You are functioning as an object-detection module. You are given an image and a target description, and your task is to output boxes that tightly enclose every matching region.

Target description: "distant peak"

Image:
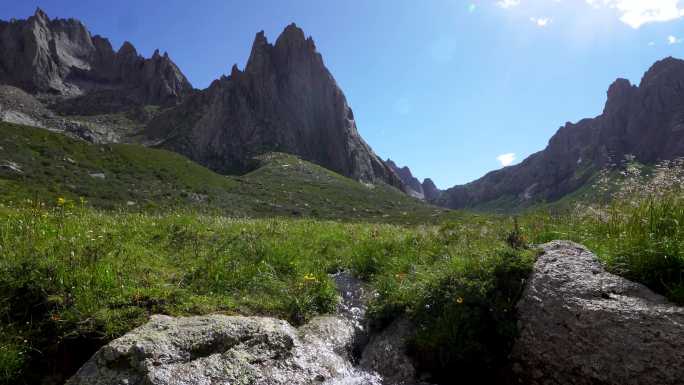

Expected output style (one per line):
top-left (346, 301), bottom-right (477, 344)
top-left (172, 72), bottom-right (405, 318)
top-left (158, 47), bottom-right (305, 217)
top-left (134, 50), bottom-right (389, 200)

top-left (423, 178), bottom-right (436, 185)
top-left (118, 41), bottom-right (138, 56)
top-left (276, 23), bottom-right (310, 48)
top-left (231, 64), bottom-right (242, 77)
top-left (254, 30), bottom-right (268, 45)
top-left (604, 77), bottom-right (636, 114)
top-left (246, 31), bottom-right (273, 73)
top-left (284, 22), bottom-right (301, 32)
top-left (640, 56), bottom-right (684, 87)
top-left (607, 78), bottom-right (632, 96)
top-left (34, 7), bottom-right (48, 20)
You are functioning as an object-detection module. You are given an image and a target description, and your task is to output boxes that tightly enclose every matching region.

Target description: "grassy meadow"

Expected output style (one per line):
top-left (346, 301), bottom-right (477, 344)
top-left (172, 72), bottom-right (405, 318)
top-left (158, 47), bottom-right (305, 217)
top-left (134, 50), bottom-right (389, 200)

top-left (0, 122), bottom-right (682, 384)
top-left (0, 202), bottom-right (534, 383)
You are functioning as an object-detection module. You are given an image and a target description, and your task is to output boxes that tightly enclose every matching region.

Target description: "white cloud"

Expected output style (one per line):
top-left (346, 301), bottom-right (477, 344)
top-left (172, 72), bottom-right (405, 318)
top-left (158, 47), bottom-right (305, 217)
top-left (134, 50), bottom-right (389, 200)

top-left (668, 34), bottom-right (683, 44)
top-left (497, 0), bottom-right (521, 8)
top-left (498, 0), bottom-right (684, 29)
top-left (530, 16), bottom-right (552, 26)
top-left (496, 153), bottom-right (517, 167)
top-left (586, 0), bottom-right (684, 28)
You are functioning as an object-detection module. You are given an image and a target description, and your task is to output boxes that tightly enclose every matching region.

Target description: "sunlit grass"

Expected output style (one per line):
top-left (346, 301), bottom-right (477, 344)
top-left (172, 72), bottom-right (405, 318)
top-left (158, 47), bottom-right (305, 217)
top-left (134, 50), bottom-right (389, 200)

top-left (524, 159), bottom-right (684, 304)
top-left (0, 202), bottom-right (531, 383)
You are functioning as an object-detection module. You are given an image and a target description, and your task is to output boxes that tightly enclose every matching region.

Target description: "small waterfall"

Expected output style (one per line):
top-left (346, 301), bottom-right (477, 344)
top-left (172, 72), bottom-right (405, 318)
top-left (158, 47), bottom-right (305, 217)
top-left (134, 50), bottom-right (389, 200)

top-left (322, 271), bottom-right (383, 385)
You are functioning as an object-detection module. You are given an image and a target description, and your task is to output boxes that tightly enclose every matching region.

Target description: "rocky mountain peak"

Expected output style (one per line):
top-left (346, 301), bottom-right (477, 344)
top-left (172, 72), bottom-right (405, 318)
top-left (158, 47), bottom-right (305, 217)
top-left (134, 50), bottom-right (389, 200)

top-left (230, 64), bottom-right (242, 78)
top-left (276, 23), bottom-right (309, 47)
top-left (422, 178), bottom-right (442, 202)
top-left (246, 31), bottom-right (273, 74)
top-left (117, 41), bottom-right (138, 57)
top-left (640, 56), bottom-right (684, 88)
top-left (0, 10), bottom-right (191, 106)
top-left (146, 24), bottom-right (403, 189)
top-left (33, 7), bottom-right (49, 23)
top-left (386, 159), bottom-right (426, 199)
top-left (438, 56), bottom-right (684, 210)
top-left (603, 78), bottom-right (636, 114)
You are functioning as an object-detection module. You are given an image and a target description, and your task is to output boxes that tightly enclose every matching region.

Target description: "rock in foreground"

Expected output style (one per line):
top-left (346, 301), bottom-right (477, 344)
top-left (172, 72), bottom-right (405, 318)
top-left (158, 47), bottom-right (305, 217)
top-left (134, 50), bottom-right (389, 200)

top-left (67, 314), bottom-right (382, 385)
top-left (512, 241), bottom-right (684, 385)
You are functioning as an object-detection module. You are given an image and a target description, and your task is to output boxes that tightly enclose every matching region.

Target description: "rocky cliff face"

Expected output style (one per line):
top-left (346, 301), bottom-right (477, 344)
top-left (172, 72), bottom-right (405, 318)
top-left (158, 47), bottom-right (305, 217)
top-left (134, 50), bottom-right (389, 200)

top-left (0, 8), bottom-right (192, 108)
top-left (146, 24), bottom-right (403, 188)
top-left (438, 57), bottom-right (684, 209)
top-left (421, 178), bottom-right (442, 202)
top-left (386, 159), bottom-right (443, 201)
top-left (386, 159), bottom-right (425, 199)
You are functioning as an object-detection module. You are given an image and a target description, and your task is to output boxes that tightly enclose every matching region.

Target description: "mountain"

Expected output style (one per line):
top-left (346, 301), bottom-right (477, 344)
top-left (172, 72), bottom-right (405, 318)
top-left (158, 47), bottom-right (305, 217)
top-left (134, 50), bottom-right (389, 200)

top-left (144, 24), bottom-right (403, 189)
top-left (422, 178), bottom-right (442, 202)
top-left (386, 159), bottom-right (425, 199)
top-left (0, 11), bottom-right (402, 190)
top-left (437, 57), bottom-right (684, 210)
top-left (0, 8), bottom-right (192, 111)
top-left (385, 159), bottom-right (442, 201)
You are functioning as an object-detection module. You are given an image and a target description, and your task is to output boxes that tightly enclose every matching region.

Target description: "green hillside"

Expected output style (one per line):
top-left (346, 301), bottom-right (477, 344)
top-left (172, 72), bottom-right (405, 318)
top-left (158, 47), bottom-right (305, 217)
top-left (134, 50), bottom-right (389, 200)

top-left (0, 122), bottom-right (450, 224)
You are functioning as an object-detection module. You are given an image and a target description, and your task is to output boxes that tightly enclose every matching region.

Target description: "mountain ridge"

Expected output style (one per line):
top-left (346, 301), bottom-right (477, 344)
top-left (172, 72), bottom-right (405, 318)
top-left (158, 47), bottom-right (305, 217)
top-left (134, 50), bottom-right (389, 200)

top-left (0, 11), bottom-right (404, 190)
top-left (0, 8), bottom-right (192, 108)
top-left (144, 23), bottom-right (404, 189)
top-left (437, 56), bottom-right (684, 210)
top-left (385, 159), bottom-right (442, 201)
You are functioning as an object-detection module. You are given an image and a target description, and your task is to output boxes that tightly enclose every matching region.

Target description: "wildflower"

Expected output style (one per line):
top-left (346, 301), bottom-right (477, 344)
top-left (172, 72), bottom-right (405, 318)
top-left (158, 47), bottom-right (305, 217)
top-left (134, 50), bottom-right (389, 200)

top-left (303, 273), bottom-right (317, 282)
top-left (57, 197), bottom-right (66, 206)
top-left (456, 297), bottom-right (464, 304)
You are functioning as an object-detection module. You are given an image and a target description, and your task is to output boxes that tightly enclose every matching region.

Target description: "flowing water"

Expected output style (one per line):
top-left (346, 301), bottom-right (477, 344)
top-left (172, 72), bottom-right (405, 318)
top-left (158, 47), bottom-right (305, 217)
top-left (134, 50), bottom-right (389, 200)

top-left (320, 272), bottom-right (384, 385)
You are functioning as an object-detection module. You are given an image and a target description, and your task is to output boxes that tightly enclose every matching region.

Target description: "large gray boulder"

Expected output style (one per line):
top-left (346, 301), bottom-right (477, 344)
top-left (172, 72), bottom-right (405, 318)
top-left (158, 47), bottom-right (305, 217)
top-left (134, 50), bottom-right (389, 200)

top-left (511, 241), bottom-right (684, 385)
top-left (66, 272), bottom-right (431, 385)
top-left (66, 314), bottom-right (382, 385)
top-left (360, 318), bottom-right (421, 385)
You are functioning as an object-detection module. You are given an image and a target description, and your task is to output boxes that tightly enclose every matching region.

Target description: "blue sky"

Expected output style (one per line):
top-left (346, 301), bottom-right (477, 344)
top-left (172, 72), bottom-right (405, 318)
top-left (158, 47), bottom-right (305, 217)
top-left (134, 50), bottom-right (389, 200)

top-left (2, 1), bottom-right (684, 188)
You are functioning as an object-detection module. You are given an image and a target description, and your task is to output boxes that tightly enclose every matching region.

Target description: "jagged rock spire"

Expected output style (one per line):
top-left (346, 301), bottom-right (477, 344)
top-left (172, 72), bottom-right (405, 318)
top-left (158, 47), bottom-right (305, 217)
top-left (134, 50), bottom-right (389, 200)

top-left (146, 24), bottom-right (404, 189)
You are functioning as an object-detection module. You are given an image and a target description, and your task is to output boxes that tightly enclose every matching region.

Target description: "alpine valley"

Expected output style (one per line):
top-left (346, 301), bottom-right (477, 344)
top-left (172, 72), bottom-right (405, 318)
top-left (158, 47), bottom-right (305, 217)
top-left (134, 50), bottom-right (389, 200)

top-left (1, 7), bottom-right (684, 385)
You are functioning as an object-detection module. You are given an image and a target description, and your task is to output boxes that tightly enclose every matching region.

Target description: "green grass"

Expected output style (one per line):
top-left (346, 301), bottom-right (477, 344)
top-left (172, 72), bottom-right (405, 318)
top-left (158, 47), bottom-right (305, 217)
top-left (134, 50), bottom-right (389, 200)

top-left (0, 204), bottom-right (532, 384)
top-left (0, 122), bottom-right (451, 224)
top-left (2, 121), bottom-right (683, 384)
top-left (522, 194), bottom-right (684, 304)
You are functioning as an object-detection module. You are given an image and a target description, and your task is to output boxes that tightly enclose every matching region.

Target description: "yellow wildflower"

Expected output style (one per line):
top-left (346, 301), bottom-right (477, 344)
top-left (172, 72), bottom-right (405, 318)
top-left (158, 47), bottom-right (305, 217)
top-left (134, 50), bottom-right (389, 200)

top-left (57, 197), bottom-right (66, 206)
top-left (456, 297), bottom-right (464, 304)
top-left (303, 273), bottom-right (317, 282)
